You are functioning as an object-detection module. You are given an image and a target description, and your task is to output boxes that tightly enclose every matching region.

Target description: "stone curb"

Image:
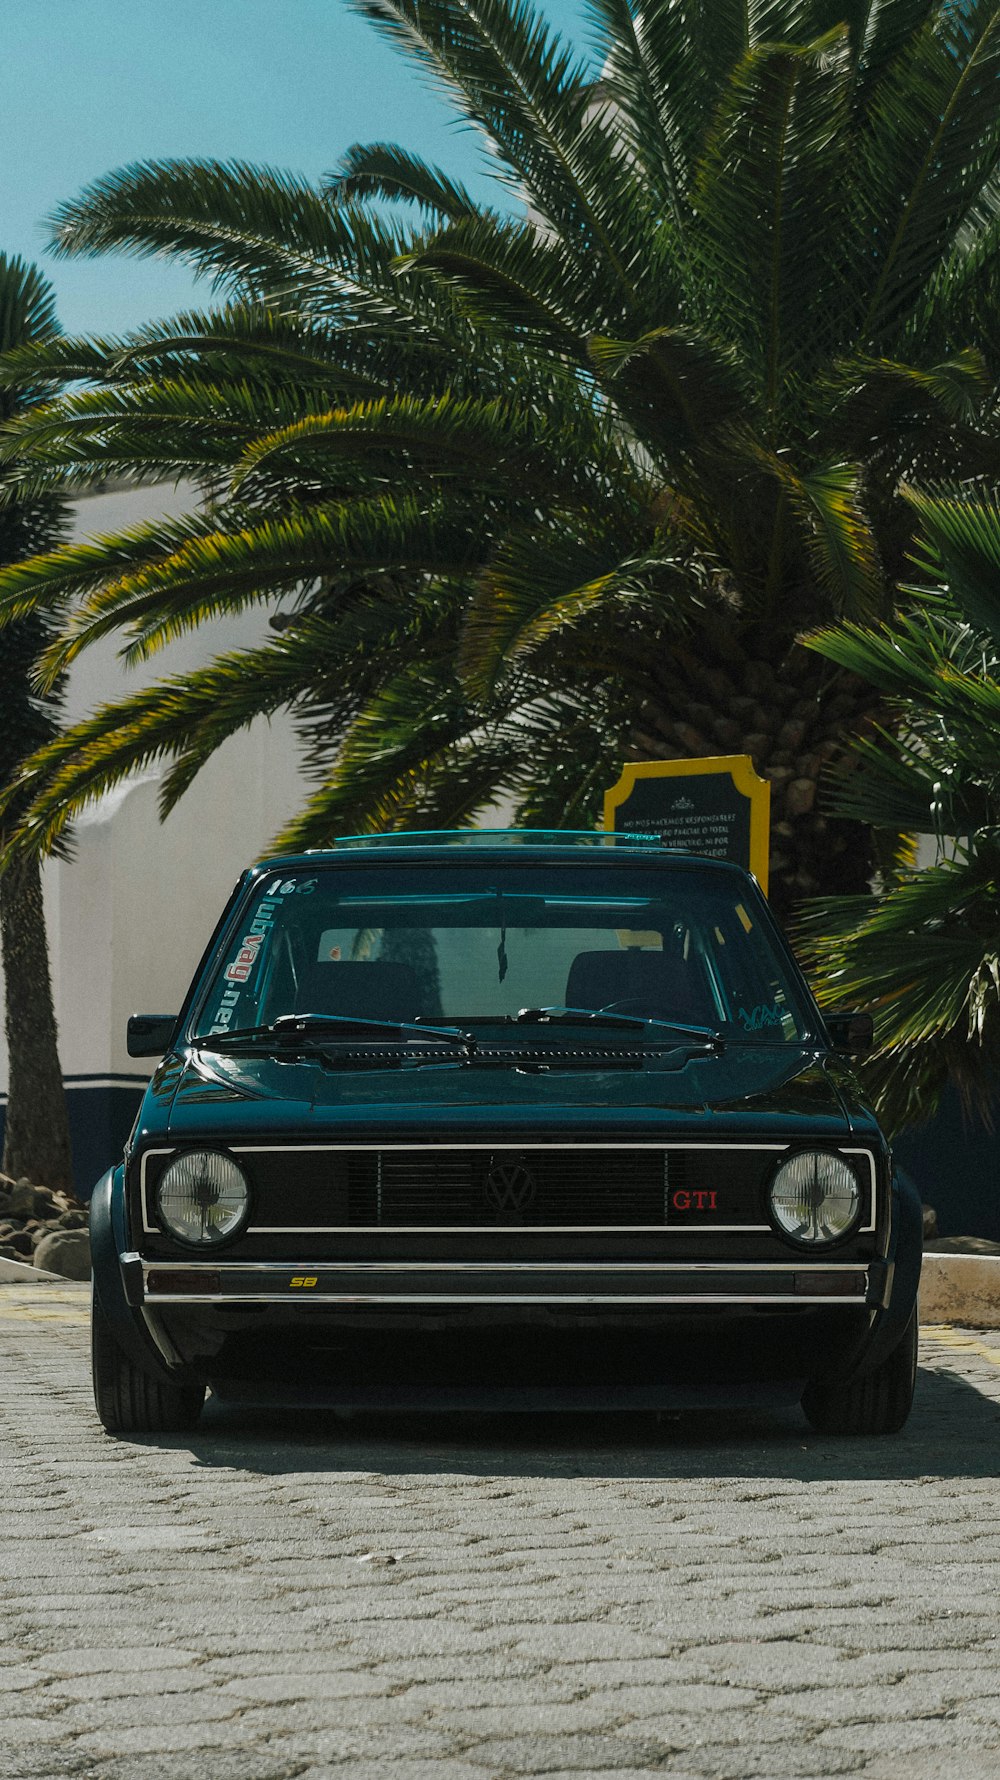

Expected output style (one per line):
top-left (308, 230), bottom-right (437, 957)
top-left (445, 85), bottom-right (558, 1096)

top-left (0, 1256), bottom-right (78, 1284)
top-left (921, 1252), bottom-right (1000, 1328)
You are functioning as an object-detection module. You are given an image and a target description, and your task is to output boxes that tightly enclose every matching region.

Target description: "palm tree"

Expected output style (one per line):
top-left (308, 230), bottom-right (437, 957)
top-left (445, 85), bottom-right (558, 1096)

top-left (0, 257), bottom-right (72, 1191)
top-left (799, 489), bottom-right (1000, 1133)
top-left (0, 0), bottom-right (999, 918)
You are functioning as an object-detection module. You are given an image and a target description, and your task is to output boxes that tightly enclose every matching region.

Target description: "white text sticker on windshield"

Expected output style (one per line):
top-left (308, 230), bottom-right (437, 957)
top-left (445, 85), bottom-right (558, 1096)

top-left (208, 896), bottom-right (282, 1031)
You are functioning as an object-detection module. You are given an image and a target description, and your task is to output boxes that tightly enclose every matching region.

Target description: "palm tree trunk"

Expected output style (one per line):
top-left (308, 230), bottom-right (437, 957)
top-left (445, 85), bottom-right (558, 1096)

top-left (630, 638), bottom-right (876, 922)
top-left (0, 855), bottom-right (73, 1191)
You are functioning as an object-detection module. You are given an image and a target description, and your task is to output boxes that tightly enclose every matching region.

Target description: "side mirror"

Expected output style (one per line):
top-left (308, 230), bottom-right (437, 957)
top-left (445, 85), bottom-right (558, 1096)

top-left (127, 1014), bottom-right (178, 1058)
top-left (825, 1010), bottom-right (873, 1055)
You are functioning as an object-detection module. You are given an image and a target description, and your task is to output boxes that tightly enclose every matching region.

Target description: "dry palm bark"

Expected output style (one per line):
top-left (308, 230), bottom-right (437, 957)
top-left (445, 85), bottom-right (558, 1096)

top-left (630, 644), bottom-right (877, 917)
top-left (0, 257), bottom-right (72, 1190)
top-left (0, 856), bottom-right (72, 1191)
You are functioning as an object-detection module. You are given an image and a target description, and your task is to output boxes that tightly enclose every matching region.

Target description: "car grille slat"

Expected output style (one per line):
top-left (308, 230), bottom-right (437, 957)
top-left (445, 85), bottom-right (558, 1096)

top-left (336, 1148), bottom-right (766, 1228)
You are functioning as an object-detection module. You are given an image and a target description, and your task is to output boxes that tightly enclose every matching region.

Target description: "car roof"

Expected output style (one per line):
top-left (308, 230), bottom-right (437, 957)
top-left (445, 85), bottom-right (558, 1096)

top-left (252, 829), bottom-right (755, 884)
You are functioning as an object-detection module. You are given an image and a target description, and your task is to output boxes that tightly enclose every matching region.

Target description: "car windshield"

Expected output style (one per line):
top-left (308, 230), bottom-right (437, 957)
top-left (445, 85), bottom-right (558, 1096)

top-left (192, 861), bottom-right (817, 1045)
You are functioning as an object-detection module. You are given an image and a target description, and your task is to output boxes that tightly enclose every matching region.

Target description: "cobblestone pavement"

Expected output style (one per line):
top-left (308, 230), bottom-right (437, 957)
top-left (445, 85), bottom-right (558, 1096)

top-left (2, 1285), bottom-right (1000, 1780)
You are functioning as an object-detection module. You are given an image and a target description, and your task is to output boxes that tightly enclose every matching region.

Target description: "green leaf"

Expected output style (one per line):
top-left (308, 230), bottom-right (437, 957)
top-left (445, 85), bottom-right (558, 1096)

top-left (904, 487), bottom-right (1000, 651)
top-left (327, 142), bottom-right (483, 220)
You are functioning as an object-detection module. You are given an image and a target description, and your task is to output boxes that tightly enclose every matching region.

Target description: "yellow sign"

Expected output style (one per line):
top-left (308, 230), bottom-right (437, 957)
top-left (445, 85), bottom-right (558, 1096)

top-left (603, 755), bottom-right (770, 894)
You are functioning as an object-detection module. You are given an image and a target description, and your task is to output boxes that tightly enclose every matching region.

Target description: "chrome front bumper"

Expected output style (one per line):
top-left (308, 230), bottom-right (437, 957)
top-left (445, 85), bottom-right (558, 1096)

top-left (121, 1253), bottom-right (889, 1309)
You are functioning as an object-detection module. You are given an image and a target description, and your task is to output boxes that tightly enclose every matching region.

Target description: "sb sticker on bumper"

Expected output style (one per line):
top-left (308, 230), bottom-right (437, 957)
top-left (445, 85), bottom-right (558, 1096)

top-left (289, 1275), bottom-right (318, 1289)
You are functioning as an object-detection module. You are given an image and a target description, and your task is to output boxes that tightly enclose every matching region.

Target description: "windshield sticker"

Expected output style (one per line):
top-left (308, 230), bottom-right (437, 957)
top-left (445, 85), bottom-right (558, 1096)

top-left (737, 1003), bottom-right (784, 1032)
top-left (207, 894), bottom-right (283, 1032)
top-left (225, 933), bottom-right (264, 984)
top-left (207, 985), bottom-right (242, 1033)
top-left (735, 903), bottom-right (753, 933)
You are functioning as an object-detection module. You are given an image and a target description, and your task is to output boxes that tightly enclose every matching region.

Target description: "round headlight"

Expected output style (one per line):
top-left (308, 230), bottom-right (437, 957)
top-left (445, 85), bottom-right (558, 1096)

top-left (156, 1150), bottom-right (250, 1247)
top-left (769, 1150), bottom-right (861, 1246)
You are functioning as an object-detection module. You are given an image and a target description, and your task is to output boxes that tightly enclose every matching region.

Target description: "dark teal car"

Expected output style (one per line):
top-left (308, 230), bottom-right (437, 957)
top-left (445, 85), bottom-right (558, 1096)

top-left (91, 830), bottom-right (920, 1436)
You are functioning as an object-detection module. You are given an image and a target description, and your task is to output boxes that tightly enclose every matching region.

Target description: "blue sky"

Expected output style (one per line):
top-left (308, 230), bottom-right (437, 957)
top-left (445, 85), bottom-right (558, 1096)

top-left (0, 0), bottom-right (591, 339)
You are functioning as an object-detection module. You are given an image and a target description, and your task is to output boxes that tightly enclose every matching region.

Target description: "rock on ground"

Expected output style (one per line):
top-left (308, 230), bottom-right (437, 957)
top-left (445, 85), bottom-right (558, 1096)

top-left (0, 1176), bottom-right (89, 1275)
top-left (31, 1229), bottom-right (91, 1281)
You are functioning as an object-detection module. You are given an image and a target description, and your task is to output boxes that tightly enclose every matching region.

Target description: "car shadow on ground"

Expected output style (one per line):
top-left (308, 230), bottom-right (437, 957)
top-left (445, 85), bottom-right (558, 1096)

top-left (146, 1361), bottom-right (1000, 1483)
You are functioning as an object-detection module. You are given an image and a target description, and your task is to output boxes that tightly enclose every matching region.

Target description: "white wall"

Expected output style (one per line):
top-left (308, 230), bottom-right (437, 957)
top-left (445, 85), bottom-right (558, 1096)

top-left (0, 481), bottom-right (309, 1103)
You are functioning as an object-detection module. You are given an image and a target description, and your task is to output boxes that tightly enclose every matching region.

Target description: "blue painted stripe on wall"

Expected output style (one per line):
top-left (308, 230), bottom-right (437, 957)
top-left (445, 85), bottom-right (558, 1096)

top-left (0, 1082), bottom-right (145, 1201)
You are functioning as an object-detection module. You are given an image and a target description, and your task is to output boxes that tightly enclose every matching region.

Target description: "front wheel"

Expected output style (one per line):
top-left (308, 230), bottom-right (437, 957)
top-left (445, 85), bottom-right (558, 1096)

top-left (92, 1290), bottom-right (205, 1434)
top-left (801, 1307), bottom-right (917, 1436)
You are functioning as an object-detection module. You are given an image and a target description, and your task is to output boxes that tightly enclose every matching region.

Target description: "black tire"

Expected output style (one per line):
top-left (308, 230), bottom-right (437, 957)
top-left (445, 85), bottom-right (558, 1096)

top-left (801, 1306), bottom-right (917, 1436)
top-left (92, 1290), bottom-right (205, 1434)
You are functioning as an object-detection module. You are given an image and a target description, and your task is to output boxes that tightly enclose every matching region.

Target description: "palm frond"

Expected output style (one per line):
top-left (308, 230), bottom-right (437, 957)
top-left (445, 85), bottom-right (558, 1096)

top-left (49, 158), bottom-right (371, 295)
top-left (0, 332), bottom-right (117, 397)
top-left (829, 351), bottom-right (994, 453)
top-left (0, 632), bottom-right (320, 862)
top-left (744, 449), bottom-right (882, 618)
top-left (277, 649), bottom-right (497, 842)
top-left (855, 1), bottom-right (1000, 341)
top-left (0, 256), bottom-right (59, 357)
top-left (401, 214), bottom-right (606, 349)
top-left (904, 487), bottom-right (1000, 649)
top-left (585, 0), bottom-right (691, 223)
top-left (799, 853), bottom-right (1000, 1128)
top-left (36, 496), bottom-right (487, 687)
top-left (821, 727), bottom-right (996, 837)
top-left (459, 517), bottom-right (703, 692)
top-left (694, 28), bottom-right (854, 386)
top-left (328, 142), bottom-right (483, 219)
top-left (0, 511), bottom-right (235, 630)
top-left (0, 376), bottom-right (322, 496)
top-left (587, 325), bottom-right (749, 459)
top-left (845, 0), bottom-right (938, 107)
top-left (232, 391), bottom-right (545, 493)
top-left (50, 159), bottom-right (483, 354)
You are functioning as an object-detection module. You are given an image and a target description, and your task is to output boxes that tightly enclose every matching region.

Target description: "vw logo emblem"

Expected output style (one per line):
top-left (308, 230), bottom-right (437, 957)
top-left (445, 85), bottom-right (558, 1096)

top-left (484, 1157), bottom-right (536, 1219)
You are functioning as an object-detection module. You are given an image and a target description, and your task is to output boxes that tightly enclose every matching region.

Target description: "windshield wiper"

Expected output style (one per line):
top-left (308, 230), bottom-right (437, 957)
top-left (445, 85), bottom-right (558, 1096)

top-left (197, 1013), bottom-right (471, 1052)
top-left (512, 1006), bottom-right (725, 1045)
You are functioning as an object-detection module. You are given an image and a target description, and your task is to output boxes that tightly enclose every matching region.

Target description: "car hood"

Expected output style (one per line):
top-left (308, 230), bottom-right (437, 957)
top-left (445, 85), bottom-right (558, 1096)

top-left (135, 1044), bottom-right (878, 1144)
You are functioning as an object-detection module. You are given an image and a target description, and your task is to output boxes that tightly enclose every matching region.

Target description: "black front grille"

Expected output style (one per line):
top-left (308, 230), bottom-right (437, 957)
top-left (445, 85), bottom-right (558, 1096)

top-left (139, 1144), bottom-right (778, 1235)
top-left (361, 1149), bottom-right (672, 1226)
top-left (234, 1146), bottom-right (772, 1228)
